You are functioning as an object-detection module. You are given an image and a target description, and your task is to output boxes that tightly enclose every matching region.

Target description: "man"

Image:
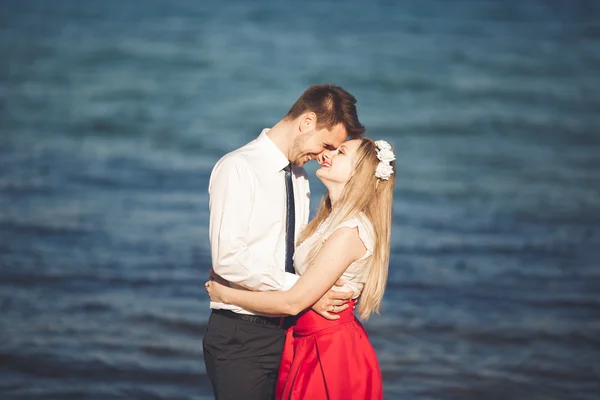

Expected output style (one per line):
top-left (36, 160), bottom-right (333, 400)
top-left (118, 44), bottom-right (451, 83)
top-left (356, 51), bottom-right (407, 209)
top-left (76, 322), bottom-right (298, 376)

top-left (203, 83), bottom-right (365, 399)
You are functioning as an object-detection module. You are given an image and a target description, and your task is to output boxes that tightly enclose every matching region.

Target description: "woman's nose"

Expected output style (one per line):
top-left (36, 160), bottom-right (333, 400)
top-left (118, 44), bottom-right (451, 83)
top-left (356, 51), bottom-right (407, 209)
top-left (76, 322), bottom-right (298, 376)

top-left (318, 149), bottom-right (337, 164)
top-left (317, 151), bottom-right (330, 164)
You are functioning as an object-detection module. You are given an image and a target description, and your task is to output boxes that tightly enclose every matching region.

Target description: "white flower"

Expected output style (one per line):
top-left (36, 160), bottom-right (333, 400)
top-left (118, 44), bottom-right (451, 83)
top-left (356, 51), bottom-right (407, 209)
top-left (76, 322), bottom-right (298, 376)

top-left (375, 162), bottom-right (394, 180)
top-left (376, 148), bottom-right (396, 163)
top-left (373, 140), bottom-right (395, 180)
top-left (374, 140), bottom-right (391, 150)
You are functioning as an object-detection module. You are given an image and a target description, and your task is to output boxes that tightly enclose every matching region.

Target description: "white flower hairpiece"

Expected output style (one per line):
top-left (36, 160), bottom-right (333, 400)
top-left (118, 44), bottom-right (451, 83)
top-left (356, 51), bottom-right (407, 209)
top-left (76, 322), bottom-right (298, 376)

top-left (374, 140), bottom-right (395, 180)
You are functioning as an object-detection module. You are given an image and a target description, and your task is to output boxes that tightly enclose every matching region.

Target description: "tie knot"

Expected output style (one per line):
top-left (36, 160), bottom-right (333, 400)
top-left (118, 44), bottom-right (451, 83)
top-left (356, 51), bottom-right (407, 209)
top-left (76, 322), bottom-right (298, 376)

top-left (283, 163), bottom-right (292, 173)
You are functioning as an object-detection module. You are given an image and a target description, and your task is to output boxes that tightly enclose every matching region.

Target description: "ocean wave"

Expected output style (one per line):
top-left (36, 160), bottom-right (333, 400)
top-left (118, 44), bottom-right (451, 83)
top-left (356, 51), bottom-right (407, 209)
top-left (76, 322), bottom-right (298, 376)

top-left (0, 350), bottom-right (205, 386)
top-left (391, 241), bottom-right (576, 257)
top-left (0, 220), bottom-right (91, 238)
top-left (129, 314), bottom-right (208, 336)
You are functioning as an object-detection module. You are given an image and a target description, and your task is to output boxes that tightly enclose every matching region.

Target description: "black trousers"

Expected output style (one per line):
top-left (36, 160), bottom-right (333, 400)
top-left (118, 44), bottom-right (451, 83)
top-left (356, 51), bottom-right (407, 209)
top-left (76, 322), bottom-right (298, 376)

top-left (203, 311), bottom-right (286, 400)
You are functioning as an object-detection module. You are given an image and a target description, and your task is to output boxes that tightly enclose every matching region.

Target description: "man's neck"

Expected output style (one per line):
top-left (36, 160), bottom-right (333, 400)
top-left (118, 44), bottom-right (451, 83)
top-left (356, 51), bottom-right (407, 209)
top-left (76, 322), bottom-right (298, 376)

top-left (266, 119), bottom-right (294, 161)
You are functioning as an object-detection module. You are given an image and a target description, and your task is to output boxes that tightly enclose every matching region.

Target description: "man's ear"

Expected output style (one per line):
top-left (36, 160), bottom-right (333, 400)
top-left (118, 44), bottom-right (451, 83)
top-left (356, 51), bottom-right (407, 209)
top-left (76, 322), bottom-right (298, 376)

top-left (299, 112), bottom-right (317, 133)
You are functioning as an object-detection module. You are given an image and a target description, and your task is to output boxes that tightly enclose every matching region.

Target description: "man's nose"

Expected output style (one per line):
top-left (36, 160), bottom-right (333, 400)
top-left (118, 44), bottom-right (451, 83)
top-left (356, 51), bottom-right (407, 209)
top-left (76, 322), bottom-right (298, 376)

top-left (317, 152), bottom-right (327, 164)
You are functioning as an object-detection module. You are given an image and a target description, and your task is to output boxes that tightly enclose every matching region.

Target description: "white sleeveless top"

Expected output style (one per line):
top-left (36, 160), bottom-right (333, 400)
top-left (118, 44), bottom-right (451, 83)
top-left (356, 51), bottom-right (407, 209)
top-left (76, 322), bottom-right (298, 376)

top-left (293, 213), bottom-right (375, 299)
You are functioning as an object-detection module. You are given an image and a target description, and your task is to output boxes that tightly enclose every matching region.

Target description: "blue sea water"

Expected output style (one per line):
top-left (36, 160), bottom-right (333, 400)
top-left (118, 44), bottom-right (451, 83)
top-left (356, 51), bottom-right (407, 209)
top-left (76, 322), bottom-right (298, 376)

top-left (1, 0), bottom-right (599, 399)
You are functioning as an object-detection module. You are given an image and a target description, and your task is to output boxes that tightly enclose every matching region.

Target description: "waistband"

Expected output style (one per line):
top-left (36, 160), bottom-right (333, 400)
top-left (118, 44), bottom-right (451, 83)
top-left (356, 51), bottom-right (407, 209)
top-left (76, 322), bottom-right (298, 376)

top-left (292, 302), bottom-right (357, 336)
top-left (212, 309), bottom-right (286, 328)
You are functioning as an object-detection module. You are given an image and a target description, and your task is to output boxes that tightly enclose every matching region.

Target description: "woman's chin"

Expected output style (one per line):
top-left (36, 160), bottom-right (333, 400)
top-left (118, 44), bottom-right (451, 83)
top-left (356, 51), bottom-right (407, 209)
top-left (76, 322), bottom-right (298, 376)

top-left (316, 170), bottom-right (332, 186)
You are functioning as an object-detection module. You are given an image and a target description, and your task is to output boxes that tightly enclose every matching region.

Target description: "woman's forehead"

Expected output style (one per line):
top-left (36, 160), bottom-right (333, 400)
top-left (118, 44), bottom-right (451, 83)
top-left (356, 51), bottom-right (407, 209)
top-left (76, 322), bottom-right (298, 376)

top-left (341, 139), bottom-right (362, 153)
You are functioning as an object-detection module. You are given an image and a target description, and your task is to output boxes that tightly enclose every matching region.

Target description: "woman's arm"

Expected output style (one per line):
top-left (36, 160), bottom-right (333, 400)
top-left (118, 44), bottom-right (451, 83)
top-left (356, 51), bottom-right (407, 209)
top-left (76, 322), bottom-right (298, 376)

top-left (206, 226), bottom-right (366, 316)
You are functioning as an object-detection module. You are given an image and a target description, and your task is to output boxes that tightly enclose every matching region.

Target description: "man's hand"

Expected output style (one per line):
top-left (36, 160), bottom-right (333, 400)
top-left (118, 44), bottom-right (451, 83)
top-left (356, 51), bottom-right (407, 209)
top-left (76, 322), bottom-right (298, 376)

top-left (312, 279), bottom-right (354, 320)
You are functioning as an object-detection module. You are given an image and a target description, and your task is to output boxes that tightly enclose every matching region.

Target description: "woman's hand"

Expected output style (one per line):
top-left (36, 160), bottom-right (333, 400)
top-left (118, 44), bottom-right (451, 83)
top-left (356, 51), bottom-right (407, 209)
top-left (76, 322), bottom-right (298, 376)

top-left (205, 269), bottom-right (232, 302)
top-left (209, 268), bottom-right (230, 287)
top-left (205, 279), bottom-right (229, 303)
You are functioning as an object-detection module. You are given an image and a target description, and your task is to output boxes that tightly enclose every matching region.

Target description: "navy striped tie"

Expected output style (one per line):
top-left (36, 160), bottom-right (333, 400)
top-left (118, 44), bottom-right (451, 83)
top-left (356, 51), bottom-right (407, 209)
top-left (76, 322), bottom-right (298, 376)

top-left (284, 164), bottom-right (295, 274)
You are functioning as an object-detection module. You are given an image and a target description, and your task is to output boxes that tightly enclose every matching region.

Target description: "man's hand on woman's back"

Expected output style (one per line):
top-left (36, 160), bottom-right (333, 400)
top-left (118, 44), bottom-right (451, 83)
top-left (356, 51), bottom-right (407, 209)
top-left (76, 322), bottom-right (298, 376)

top-left (312, 279), bottom-right (354, 320)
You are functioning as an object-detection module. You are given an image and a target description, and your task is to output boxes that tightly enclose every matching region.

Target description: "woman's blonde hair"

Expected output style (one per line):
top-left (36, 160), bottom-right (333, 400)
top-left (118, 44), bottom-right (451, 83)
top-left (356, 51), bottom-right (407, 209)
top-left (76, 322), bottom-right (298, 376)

top-left (297, 138), bottom-right (395, 320)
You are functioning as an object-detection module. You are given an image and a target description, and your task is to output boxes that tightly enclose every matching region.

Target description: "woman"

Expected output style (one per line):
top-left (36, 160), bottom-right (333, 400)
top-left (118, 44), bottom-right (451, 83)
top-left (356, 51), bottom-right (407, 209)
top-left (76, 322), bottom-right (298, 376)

top-left (205, 138), bottom-right (395, 399)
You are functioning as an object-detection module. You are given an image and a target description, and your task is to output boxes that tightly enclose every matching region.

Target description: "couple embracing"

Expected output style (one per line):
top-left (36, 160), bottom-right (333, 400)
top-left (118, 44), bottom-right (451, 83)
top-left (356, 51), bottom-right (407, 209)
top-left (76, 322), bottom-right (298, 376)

top-left (203, 84), bottom-right (396, 400)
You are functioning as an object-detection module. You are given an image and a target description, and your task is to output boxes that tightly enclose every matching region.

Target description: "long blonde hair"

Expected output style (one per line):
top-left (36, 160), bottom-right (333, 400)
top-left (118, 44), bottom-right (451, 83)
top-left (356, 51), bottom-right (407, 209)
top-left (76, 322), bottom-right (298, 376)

top-left (297, 138), bottom-right (395, 320)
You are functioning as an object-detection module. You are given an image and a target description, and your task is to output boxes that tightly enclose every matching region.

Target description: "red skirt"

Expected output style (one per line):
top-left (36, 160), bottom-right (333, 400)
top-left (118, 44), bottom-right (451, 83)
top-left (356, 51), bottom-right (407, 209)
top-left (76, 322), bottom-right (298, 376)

top-left (276, 305), bottom-right (383, 400)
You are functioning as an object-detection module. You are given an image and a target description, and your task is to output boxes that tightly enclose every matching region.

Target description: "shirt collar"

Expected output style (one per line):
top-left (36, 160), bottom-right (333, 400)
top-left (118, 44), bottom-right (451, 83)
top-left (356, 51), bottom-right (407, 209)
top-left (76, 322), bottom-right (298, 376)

top-left (256, 128), bottom-right (291, 172)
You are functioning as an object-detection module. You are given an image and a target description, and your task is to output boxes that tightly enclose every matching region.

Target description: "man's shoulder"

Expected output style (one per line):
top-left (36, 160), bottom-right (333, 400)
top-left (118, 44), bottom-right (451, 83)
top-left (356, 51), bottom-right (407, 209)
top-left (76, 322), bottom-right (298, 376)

top-left (214, 138), bottom-right (259, 169)
top-left (209, 152), bottom-right (248, 187)
top-left (217, 138), bottom-right (265, 166)
top-left (216, 149), bottom-right (250, 168)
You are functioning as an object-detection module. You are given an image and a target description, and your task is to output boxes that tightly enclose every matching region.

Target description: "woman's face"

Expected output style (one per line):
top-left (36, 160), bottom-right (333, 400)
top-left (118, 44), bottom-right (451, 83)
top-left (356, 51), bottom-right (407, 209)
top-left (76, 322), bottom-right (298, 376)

top-left (316, 139), bottom-right (362, 186)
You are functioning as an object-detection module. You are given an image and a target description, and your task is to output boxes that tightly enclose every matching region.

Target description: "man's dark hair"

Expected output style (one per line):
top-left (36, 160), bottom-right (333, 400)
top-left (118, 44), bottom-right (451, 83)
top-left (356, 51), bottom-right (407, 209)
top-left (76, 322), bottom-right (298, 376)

top-left (285, 84), bottom-right (365, 138)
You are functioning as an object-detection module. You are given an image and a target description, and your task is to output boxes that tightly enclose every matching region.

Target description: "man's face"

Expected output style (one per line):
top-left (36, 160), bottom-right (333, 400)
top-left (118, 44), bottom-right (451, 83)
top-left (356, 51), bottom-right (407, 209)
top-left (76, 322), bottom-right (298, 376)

top-left (290, 123), bottom-right (348, 167)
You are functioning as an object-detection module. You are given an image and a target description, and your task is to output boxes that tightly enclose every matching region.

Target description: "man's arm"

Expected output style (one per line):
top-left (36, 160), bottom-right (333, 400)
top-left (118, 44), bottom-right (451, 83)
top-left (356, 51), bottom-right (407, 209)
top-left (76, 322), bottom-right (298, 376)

top-left (210, 268), bottom-right (352, 319)
top-left (311, 281), bottom-right (354, 320)
top-left (207, 227), bottom-right (364, 318)
top-left (209, 157), bottom-right (298, 291)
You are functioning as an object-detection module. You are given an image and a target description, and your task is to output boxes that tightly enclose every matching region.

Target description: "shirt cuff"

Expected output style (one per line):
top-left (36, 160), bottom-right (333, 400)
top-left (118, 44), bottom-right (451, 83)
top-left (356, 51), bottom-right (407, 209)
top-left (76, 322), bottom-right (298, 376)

top-left (282, 272), bottom-right (300, 291)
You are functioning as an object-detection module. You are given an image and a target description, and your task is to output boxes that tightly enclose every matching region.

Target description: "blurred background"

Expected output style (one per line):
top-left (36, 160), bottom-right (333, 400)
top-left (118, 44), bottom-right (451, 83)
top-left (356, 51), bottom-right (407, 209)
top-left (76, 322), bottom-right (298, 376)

top-left (1, 0), bottom-right (599, 399)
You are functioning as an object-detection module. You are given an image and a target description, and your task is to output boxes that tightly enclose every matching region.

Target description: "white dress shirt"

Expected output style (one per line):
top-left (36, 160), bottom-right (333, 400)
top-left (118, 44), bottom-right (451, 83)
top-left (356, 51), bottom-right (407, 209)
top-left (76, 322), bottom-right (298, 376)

top-left (208, 129), bottom-right (311, 315)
